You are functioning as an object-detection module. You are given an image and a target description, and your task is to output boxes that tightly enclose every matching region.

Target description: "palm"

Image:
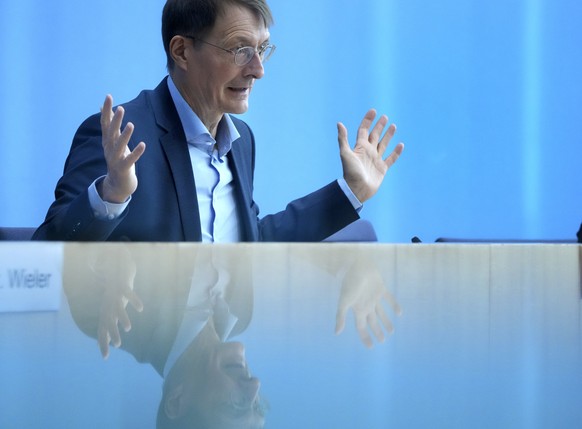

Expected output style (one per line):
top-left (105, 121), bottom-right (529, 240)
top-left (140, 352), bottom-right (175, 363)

top-left (338, 109), bottom-right (404, 203)
top-left (99, 95), bottom-right (146, 203)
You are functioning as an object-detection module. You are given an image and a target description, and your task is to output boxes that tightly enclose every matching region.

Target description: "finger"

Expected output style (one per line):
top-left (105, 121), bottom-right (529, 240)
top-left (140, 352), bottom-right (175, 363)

top-left (103, 105), bottom-right (126, 147)
top-left (337, 122), bottom-right (349, 153)
top-left (383, 291), bottom-right (402, 316)
top-left (377, 305), bottom-right (395, 335)
top-left (126, 289), bottom-right (144, 313)
top-left (118, 308), bottom-right (132, 333)
top-left (98, 327), bottom-right (111, 359)
top-left (124, 141), bottom-right (146, 167)
top-left (100, 96), bottom-right (115, 144)
top-left (113, 121), bottom-right (134, 157)
top-left (377, 123), bottom-right (396, 155)
top-left (108, 318), bottom-right (122, 348)
top-left (335, 306), bottom-right (348, 334)
top-left (356, 313), bottom-right (373, 348)
top-left (356, 109), bottom-right (377, 144)
top-left (383, 142), bottom-right (404, 169)
top-left (368, 313), bottom-right (386, 343)
top-left (100, 94), bottom-right (114, 128)
top-left (111, 105), bottom-right (125, 133)
top-left (368, 115), bottom-right (389, 145)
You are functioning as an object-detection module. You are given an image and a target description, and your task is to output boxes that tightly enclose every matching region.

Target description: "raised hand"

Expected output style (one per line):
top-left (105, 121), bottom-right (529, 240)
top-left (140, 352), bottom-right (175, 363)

top-left (337, 109), bottom-right (404, 203)
top-left (98, 95), bottom-right (146, 203)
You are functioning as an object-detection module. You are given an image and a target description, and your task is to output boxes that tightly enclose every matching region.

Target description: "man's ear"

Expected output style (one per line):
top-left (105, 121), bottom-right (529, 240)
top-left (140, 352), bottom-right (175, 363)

top-left (169, 35), bottom-right (189, 71)
top-left (164, 383), bottom-right (186, 419)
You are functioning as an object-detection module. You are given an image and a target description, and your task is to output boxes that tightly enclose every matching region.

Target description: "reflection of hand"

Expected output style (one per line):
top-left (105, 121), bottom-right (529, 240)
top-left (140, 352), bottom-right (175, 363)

top-left (335, 259), bottom-right (401, 348)
top-left (98, 279), bottom-right (143, 359)
top-left (92, 248), bottom-right (143, 359)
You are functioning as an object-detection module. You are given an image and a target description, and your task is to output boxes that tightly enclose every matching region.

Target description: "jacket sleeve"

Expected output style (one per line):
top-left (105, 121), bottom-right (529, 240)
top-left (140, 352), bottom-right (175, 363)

top-left (32, 113), bottom-right (127, 241)
top-left (257, 180), bottom-right (360, 242)
top-left (230, 117), bottom-right (360, 242)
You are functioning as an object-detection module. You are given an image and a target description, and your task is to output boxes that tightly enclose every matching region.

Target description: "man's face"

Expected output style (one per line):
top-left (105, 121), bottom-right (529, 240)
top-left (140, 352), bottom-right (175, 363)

top-left (178, 341), bottom-right (264, 428)
top-left (181, 4), bottom-right (270, 125)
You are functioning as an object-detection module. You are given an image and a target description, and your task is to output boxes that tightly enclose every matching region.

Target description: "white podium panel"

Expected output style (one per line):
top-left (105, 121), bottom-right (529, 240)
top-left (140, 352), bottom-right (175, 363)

top-left (0, 243), bottom-right (580, 428)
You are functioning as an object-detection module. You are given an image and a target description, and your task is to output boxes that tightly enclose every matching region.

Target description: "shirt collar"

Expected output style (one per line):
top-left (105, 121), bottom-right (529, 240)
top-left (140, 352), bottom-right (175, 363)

top-left (167, 75), bottom-right (240, 158)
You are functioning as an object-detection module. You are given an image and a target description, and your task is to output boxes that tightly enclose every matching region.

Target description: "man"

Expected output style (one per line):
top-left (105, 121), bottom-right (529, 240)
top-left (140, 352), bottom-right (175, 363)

top-left (33, 0), bottom-right (403, 242)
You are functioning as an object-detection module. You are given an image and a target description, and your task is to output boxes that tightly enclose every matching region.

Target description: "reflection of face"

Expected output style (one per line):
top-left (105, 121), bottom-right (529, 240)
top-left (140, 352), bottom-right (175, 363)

top-left (180, 3), bottom-right (270, 128)
top-left (162, 335), bottom-right (265, 428)
top-left (196, 341), bottom-right (264, 429)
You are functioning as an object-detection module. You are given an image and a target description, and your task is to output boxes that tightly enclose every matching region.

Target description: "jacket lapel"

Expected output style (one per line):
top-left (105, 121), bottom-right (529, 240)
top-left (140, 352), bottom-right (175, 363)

top-left (151, 78), bottom-right (202, 241)
top-left (228, 125), bottom-right (258, 241)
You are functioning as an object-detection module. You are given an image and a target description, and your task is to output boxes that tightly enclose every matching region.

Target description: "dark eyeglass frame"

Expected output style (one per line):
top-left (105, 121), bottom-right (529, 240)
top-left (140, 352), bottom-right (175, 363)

top-left (184, 36), bottom-right (276, 66)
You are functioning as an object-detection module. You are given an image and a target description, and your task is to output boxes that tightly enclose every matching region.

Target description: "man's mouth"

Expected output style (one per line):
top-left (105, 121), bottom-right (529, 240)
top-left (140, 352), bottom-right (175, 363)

top-left (228, 87), bottom-right (249, 93)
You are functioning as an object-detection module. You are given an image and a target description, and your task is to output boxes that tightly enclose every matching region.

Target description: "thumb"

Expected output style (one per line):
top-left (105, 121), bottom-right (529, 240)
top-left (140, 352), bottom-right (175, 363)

top-left (335, 306), bottom-right (347, 334)
top-left (337, 122), bottom-right (349, 152)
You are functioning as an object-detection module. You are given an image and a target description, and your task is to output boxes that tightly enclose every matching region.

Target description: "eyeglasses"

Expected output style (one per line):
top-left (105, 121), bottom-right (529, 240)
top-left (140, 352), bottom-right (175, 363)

top-left (185, 36), bottom-right (276, 66)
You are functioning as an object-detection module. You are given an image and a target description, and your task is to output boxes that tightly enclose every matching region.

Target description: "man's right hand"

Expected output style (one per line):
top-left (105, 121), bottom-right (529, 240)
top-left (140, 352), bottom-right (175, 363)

top-left (98, 95), bottom-right (146, 203)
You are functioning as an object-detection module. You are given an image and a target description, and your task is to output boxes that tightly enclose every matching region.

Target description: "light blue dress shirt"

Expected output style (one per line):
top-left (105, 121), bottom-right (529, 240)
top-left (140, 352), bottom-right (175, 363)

top-left (167, 76), bottom-right (242, 242)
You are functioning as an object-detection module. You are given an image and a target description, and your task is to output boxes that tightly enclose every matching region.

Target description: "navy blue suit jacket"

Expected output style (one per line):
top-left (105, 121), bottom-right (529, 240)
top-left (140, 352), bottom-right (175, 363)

top-left (34, 78), bottom-right (358, 242)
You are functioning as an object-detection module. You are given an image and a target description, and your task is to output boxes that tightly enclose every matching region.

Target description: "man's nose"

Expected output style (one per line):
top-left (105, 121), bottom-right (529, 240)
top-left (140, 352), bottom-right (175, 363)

top-left (240, 376), bottom-right (261, 405)
top-left (244, 53), bottom-right (265, 79)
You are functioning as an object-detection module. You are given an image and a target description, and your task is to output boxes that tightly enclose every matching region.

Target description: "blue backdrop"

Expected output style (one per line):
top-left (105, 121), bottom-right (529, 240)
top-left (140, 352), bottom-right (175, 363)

top-left (1, 0), bottom-right (580, 242)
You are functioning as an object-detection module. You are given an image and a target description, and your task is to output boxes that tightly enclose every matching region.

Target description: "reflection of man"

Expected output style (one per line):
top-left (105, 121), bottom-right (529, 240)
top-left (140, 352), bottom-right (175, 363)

top-left (63, 243), bottom-right (263, 428)
top-left (156, 248), bottom-right (264, 428)
top-left (32, 0), bottom-right (403, 242)
top-left (158, 323), bottom-right (265, 429)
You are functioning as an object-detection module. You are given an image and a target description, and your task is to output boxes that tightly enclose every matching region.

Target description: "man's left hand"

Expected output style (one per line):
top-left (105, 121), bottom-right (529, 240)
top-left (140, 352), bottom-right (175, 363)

top-left (337, 109), bottom-right (404, 203)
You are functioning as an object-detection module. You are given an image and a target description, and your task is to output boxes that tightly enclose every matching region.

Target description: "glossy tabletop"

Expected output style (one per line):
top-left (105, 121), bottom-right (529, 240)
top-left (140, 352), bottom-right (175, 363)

top-left (1, 243), bottom-right (581, 428)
